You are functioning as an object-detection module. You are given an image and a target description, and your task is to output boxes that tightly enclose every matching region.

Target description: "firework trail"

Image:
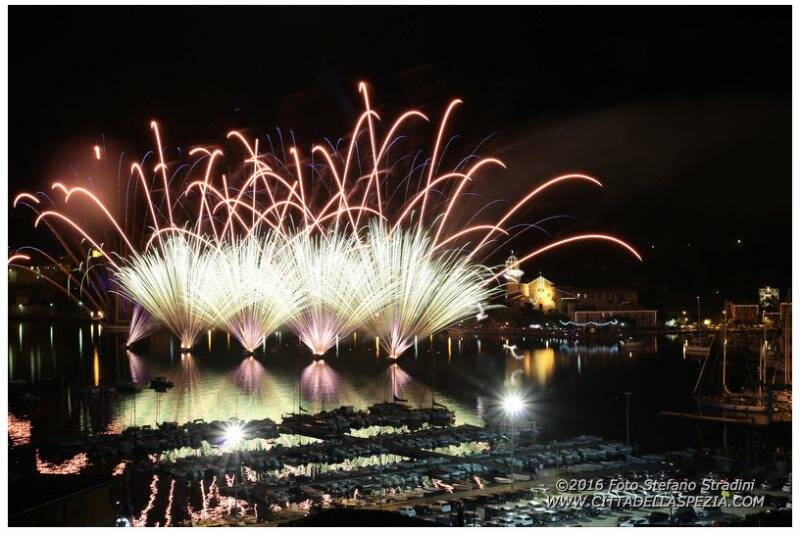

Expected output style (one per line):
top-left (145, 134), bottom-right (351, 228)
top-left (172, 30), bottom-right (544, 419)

top-left (127, 304), bottom-right (156, 346)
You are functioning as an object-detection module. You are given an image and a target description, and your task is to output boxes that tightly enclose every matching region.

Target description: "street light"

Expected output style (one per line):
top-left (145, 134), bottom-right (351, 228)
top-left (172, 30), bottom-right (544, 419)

top-left (624, 392), bottom-right (632, 446)
top-left (696, 296), bottom-right (701, 330)
top-left (502, 391), bottom-right (525, 418)
top-left (223, 421), bottom-right (247, 515)
top-left (224, 422), bottom-right (245, 448)
top-left (502, 390), bottom-right (527, 485)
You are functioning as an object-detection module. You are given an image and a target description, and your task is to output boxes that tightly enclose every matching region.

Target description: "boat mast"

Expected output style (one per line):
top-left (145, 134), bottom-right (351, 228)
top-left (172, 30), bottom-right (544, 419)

top-left (722, 304), bottom-right (727, 392)
top-left (785, 291), bottom-right (792, 385)
top-left (696, 296), bottom-right (701, 333)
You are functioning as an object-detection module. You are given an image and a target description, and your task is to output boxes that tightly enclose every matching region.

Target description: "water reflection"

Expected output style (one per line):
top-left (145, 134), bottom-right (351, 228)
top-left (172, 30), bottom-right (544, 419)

top-left (301, 360), bottom-right (340, 407)
top-left (127, 350), bottom-right (149, 385)
top-left (9, 321), bottom-right (683, 446)
top-left (92, 346), bottom-right (101, 387)
top-left (35, 450), bottom-right (89, 475)
top-left (505, 348), bottom-right (556, 388)
top-left (386, 362), bottom-right (414, 400)
top-left (170, 353), bottom-right (202, 422)
top-left (234, 356), bottom-right (266, 395)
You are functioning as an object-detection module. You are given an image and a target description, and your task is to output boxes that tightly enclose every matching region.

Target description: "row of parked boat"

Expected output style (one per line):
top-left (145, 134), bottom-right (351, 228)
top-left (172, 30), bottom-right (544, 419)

top-left (37, 403), bottom-right (457, 462)
top-left (280, 402), bottom-right (455, 436)
top-left (41, 417), bottom-right (280, 458)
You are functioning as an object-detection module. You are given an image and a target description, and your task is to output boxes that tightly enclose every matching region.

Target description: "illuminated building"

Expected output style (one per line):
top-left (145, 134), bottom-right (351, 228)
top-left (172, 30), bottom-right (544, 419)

top-left (564, 287), bottom-right (639, 310)
top-left (504, 255), bottom-right (655, 322)
top-left (758, 286), bottom-right (780, 309)
top-left (526, 275), bottom-right (557, 311)
top-left (572, 309), bottom-right (658, 327)
top-left (506, 271), bottom-right (557, 312)
top-left (725, 301), bottom-right (759, 324)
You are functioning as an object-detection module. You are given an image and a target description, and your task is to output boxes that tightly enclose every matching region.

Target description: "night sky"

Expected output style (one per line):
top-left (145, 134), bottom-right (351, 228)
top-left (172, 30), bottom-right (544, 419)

top-left (9, 6), bottom-right (791, 312)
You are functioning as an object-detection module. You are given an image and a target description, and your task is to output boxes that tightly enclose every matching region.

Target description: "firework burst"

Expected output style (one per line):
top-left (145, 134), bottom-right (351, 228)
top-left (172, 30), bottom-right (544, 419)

top-left (114, 236), bottom-right (215, 350)
top-left (364, 221), bottom-right (500, 358)
top-left (195, 233), bottom-right (303, 353)
top-left (285, 230), bottom-right (393, 355)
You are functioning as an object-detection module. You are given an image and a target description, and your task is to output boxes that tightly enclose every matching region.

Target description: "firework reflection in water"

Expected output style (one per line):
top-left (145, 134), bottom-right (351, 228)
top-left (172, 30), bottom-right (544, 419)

top-left (126, 350), bottom-right (148, 385)
top-left (234, 355), bottom-right (266, 394)
top-left (385, 362), bottom-right (415, 401)
top-left (170, 353), bottom-right (201, 423)
top-left (300, 360), bottom-right (341, 409)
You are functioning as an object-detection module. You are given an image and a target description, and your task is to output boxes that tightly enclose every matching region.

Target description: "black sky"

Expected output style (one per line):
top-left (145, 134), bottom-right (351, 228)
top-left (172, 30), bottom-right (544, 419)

top-left (9, 6), bottom-right (791, 310)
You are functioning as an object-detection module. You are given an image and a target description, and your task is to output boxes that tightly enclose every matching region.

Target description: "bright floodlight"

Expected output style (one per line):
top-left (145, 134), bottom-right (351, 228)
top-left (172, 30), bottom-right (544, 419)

top-left (224, 421), bottom-right (246, 447)
top-left (502, 391), bottom-right (525, 417)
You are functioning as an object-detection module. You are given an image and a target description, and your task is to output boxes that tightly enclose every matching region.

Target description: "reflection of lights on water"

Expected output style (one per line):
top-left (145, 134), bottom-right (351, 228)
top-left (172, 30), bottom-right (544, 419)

top-left (8, 413), bottom-right (31, 446)
top-left (301, 360), bottom-right (341, 405)
top-left (78, 328), bottom-right (83, 356)
top-left (93, 347), bottom-right (101, 387)
top-left (432, 478), bottom-right (454, 493)
top-left (18, 323), bottom-right (23, 347)
top-left (127, 350), bottom-right (148, 385)
top-left (183, 476), bottom-right (254, 525)
top-left (510, 348), bottom-right (555, 388)
top-left (49, 325), bottom-right (54, 348)
top-left (164, 479), bottom-right (176, 527)
top-left (35, 450), bottom-right (89, 474)
top-left (104, 420), bottom-right (124, 435)
top-left (235, 356), bottom-right (265, 394)
top-left (387, 363), bottom-right (414, 399)
top-left (132, 474), bottom-right (159, 527)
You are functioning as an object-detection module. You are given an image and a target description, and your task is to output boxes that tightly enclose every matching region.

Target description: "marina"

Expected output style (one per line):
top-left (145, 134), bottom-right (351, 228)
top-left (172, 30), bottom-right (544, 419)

top-left (8, 321), bottom-right (792, 525)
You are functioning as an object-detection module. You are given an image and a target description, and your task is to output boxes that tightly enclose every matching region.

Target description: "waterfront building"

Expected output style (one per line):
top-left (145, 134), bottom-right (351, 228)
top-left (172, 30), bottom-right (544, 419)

top-left (502, 254), bottom-right (657, 324)
top-left (572, 309), bottom-right (658, 327)
top-left (725, 301), bottom-right (760, 324)
top-left (507, 274), bottom-right (557, 311)
top-left (759, 286), bottom-right (780, 309)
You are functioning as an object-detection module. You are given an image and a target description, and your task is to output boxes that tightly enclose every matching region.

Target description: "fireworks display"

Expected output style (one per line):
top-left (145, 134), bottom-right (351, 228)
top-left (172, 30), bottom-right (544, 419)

top-left (363, 221), bottom-right (500, 358)
top-left (195, 233), bottom-right (302, 353)
top-left (9, 83), bottom-right (641, 356)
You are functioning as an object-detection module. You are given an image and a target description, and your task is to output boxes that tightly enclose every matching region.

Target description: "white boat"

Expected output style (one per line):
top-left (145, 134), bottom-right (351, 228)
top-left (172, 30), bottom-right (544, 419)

top-left (684, 341), bottom-right (712, 357)
top-left (621, 339), bottom-right (643, 348)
